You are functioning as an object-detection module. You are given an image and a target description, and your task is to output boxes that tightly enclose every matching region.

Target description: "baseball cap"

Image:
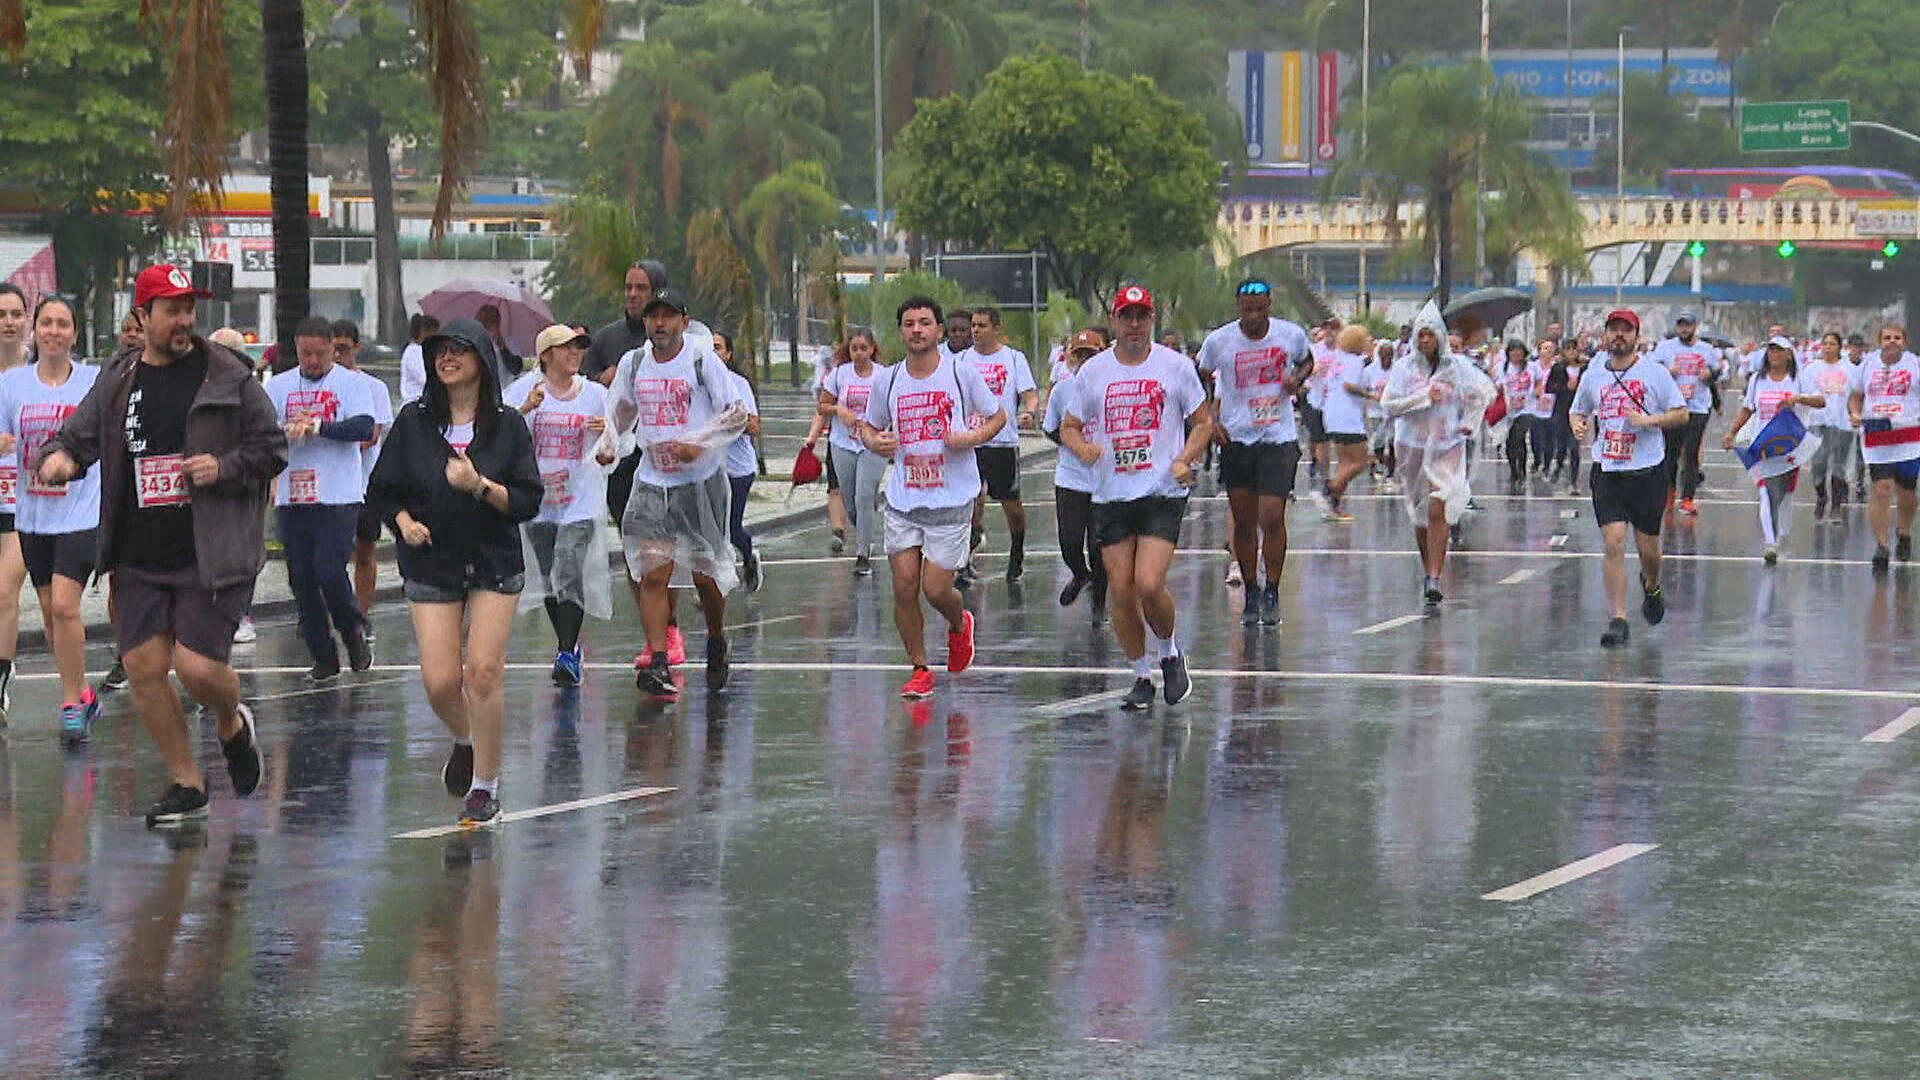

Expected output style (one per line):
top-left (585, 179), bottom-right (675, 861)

top-left (1603, 309), bottom-right (1640, 331)
top-left (134, 264), bottom-right (210, 307)
top-left (1675, 310), bottom-right (1698, 324)
top-left (1111, 285), bottom-right (1154, 316)
top-left (1767, 334), bottom-right (1795, 351)
top-left (641, 288), bottom-right (690, 316)
top-left (534, 324), bottom-right (591, 355)
top-left (1068, 330), bottom-right (1104, 354)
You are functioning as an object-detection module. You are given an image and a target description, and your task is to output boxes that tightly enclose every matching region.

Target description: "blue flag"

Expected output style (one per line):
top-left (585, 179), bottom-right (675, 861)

top-left (1735, 408), bottom-right (1819, 483)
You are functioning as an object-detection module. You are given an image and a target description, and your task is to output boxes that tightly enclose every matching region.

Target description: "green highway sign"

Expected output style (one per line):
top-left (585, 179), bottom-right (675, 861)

top-left (1740, 100), bottom-right (1851, 153)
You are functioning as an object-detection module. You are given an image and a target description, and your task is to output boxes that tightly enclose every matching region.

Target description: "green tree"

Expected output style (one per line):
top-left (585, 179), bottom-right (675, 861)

top-left (1751, 0), bottom-right (1920, 176)
top-left (895, 51), bottom-right (1219, 308)
top-left (1592, 70), bottom-right (1740, 189)
top-left (542, 193), bottom-right (645, 328)
top-left (740, 160), bottom-right (842, 383)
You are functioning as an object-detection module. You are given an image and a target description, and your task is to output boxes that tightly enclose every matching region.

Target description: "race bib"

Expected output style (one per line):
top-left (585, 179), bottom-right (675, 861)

top-left (1873, 401), bottom-right (1903, 417)
top-left (1680, 384), bottom-right (1696, 401)
top-left (1249, 395), bottom-right (1287, 426)
top-left (541, 468), bottom-right (573, 508)
top-left (648, 441), bottom-right (685, 474)
top-left (1601, 428), bottom-right (1636, 462)
top-left (0, 465), bottom-right (18, 505)
top-left (1112, 434), bottom-right (1152, 474)
top-left (288, 468), bottom-right (320, 504)
top-left (903, 451), bottom-right (944, 490)
top-left (136, 454), bottom-right (190, 508)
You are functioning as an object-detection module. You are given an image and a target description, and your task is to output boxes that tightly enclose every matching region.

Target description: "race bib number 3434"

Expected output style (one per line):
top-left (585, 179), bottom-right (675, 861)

top-left (136, 454), bottom-right (190, 508)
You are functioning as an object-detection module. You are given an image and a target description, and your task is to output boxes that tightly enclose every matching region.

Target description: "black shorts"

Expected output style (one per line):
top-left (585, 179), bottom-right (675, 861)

top-left (1299, 403), bottom-right (1328, 443)
top-left (1218, 440), bottom-right (1300, 500)
top-left (0, 512), bottom-right (13, 535)
top-left (355, 503), bottom-right (383, 545)
top-left (114, 565), bottom-right (254, 664)
top-left (1868, 459), bottom-right (1920, 491)
top-left (607, 449), bottom-right (641, 524)
top-left (824, 447), bottom-right (841, 492)
top-left (975, 445), bottom-right (1021, 501)
top-left (1328, 431), bottom-right (1368, 446)
top-left (20, 529), bottom-right (95, 589)
top-left (1093, 496), bottom-right (1188, 547)
top-left (1590, 463), bottom-right (1668, 536)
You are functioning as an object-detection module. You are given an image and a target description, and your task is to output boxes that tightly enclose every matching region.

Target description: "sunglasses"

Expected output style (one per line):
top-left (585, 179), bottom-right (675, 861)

top-left (1235, 281), bottom-right (1272, 297)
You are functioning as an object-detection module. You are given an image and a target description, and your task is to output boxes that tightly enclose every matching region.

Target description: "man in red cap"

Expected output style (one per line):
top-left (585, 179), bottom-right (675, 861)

top-left (1060, 286), bottom-right (1211, 711)
top-left (1569, 308), bottom-right (1688, 648)
top-left (38, 264), bottom-right (288, 826)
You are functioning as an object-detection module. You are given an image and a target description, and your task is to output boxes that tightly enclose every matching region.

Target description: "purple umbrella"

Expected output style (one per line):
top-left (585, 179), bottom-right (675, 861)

top-left (416, 279), bottom-right (555, 357)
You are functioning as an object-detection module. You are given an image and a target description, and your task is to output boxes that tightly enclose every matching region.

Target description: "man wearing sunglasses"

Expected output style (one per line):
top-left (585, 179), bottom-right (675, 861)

top-left (1196, 278), bottom-right (1311, 627)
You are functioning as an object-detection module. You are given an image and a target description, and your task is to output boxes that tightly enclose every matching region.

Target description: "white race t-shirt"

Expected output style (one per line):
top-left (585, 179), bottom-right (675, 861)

top-left (1499, 363), bottom-right (1533, 419)
top-left (1045, 370), bottom-right (1096, 493)
top-left (613, 342), bottom-right (741, 488)
top-left (348, 367), bottom-right (395, 489)
top-left (504, 373), bottom-right (612, 525)
top-left (1197, 318), bottom-right (1311, 445)
top-left (1802, 360), bottom-right (1854, 428)
top-left (1319, 351), bottom-right (1370, 436)
top-left (962, 346), bottom-right (1035, 449)
top-left (1571, 356), bottom-right (1686, 473)
top-left (864, 355), bottom-right (1000, 513)
top-left (0, 362), bottom-right (100, 535)
top-left (1743, 370), bottom-right (1811, 427)
top-left (1361, 360), bottom-right (1390, 421)
top-left (823, 361), bottom-right (884, 454)
top-left (727, 370), bottom-right (759, 479)
top-left (1068, 344), bottom-right (1208, 504)
top-left (1527, 359), bottom-right (1554, 417)
top-left (1849, 352), bottom-right (1920, 465)
top-left (444, 421), bottom-right (474, 454)
top-left (1649, 337), bottom-right (1721, 415)
top-left (266, 364), bottom-right (380, 507)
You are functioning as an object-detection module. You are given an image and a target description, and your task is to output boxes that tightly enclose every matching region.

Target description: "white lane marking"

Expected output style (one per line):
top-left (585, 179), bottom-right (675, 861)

top-left (1481, 843), bottom-right (1660, 902)
top-left (1558, 509), bottom-right (1580, 520)
top-left (1498, 568), bottom-right (1537, 585)
top-left (756, 547), bottom-right (1901, 570)
top-left (1548, 534), bottom-right (1570, 548)
top-left (1353, 613), bottom-right (1427, 636)
top-left (1863, 707), bottom-right (1920, 743)
top-left (250, 674), bottom-right (411, 702)
top-left (393, 786), bottom-right (675, 840)
top-left (726, 613), bottom-right (807, 632)
top-left (1034, 688), bottom-right (1134, 715)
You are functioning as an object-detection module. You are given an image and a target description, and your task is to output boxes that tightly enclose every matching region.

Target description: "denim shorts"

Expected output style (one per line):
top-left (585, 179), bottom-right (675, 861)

top-left (403, 572), bottom-right (525, 605)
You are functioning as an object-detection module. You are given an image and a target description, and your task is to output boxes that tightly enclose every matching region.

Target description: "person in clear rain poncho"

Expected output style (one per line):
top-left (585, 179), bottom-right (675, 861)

top-left (1379, 301), bottom-right (1496, 606)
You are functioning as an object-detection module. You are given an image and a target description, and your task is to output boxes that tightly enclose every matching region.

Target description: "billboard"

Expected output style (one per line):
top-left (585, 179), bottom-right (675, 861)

top-left (1228, 50), bottom-right (1346, 167)
top-left (1488, 49), bottom-right (1732, 100)
top-left (1278, 52), bottom-right (1304, 161)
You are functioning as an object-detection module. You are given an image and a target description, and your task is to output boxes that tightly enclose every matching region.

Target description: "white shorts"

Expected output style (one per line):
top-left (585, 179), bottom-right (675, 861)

top-left (883, 504), bottom-right (972, 570)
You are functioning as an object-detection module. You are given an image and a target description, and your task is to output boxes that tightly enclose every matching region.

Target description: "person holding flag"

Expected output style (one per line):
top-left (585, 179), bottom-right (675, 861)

top-left (1722, 336), bottom-right (1825, 565)
top-left (1847, 324), bottom-right (1920, 572)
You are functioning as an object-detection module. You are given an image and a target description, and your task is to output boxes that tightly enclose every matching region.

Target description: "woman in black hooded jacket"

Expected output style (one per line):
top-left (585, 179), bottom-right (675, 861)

top-left (368, 317), bottom-right (541, 826)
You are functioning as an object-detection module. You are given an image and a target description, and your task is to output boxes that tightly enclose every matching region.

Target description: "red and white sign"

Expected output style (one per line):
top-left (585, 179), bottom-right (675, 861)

top-left (1315, 52), bottom-right (1340, 162)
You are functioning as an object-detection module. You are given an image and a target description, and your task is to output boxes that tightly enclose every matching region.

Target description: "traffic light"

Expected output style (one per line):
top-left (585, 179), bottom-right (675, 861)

top-left (1686, 240), bottom-right (1707, 259)
top-left (1777, 240), bottom-right (1798, 259)
top-left (1883, 240), bottom-right (1902, 260)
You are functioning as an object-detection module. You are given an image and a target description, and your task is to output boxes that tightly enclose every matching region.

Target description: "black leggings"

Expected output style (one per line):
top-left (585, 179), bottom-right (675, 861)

top-left (1665, 412), bottom-right (1709, 499)
top-left (1505, 415), bottom-right (1534, 478)
top-left (728, 474), bottom-right (755, 561)
top-left (1055, 487), bottom-right (1107, 585)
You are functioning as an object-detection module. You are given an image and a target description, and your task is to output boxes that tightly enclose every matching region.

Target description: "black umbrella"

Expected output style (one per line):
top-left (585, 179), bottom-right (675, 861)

top-left (1442, 287), bottom-right (1534, 337)
top-left (1696, 330), bottom-right (1736, 350)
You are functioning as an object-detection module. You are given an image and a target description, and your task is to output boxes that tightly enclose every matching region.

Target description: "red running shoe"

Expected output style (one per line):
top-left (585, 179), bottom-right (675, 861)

top-left (946, 611), bottom-right (975, 674)
top-left (900, 668), bottom-right (936, 699)
top-left (666, 624), bottom-right (687, 667)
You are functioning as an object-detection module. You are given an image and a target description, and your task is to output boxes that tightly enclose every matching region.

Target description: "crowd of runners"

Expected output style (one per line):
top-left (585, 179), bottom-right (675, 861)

top-left (1, 255), bottom-right (1915, 830)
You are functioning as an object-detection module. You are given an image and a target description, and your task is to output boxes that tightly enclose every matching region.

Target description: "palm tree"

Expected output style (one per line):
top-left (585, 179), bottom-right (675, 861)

top-left (835, 0), bottom-right (1008, 145)
top-left (584, 41), bottom-right (717, 242)
top-left (740, 161), bottom-right (841, 384)
top-left (703, 74), bottom-right (841, 206)
top-left (686, 206), bottom-right (762, 378)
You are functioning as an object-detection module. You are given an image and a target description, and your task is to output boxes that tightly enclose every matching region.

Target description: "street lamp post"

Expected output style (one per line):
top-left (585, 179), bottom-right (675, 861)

top-left (1614, 27), bottom-right (1631, 305)
top-left (871, 0), bottom-right (885, 326)
top-left (1358, 0), bottom-right (1370, 314)
top-left (1475, 0), bottom-right (1489, 288)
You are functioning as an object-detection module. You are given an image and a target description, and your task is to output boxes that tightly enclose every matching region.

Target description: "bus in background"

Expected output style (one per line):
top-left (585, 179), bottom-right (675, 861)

top-left (1665, 166), bottom-right (1920, 200)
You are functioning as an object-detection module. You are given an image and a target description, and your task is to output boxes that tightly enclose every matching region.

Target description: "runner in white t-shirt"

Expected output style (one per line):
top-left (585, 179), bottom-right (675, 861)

top-left (1496, 341), bottom-right (1537, 486)
top-left (1721, 336), bottom-right (1825, 563)
top-left (1319, 325), bottom-right (1375, 522)
top-left (1044, 329), bottom-right (1109, 616)
top-left (1801, 331), bottom-right (1857, 522)
top-left (264, 318), bottom-right (380, 681)
top-left (1362, 342), bottom-right (1398, 489)
top-left (819, 330), bottom-right (889, 573)
top-left (1648, 312), bottom-right (1722, 516)
top-left (1197, 278), bottom-right (1310, 626)
top-left (1846, 323), bottom-right (1920, 571)
top-left (330, 321), bottom-right (394, 637)
top-left (1061, 286), bottom-right (1210, 712)
top-left (1570, 309), bottom-right (1689, 647)
top-left (714, 332), bottom-right (764, 592)
top-left (861, 296), bottom-right (1004, 699)
top-left (961, 308), bottom-right (1039, 585)
top-left (506, 325), bottom-right (618, 687)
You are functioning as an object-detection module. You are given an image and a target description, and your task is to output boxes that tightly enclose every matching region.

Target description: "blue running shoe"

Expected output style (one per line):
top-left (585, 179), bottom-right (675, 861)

top-left (552, 647), bottom-right (583, 688)
top-left (60, 702), bottom-right (91, 748)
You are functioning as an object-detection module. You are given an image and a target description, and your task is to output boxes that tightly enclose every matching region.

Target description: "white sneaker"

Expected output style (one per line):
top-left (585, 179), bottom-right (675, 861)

top-left (1225, 561), bottom-right (1243, 587)
top-left (232, 617), bottom-right (257, 644)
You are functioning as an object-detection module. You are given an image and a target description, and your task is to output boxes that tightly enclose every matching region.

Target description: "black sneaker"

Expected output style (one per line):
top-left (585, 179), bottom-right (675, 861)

top-left (344, 629), bottom-right (374, 673)
top-left (1640, 579), bottom-right (1667, 625)
top-left (705, 634), bottom-right (730, 693)
top-left (830, 528), bottom-right (846, 555)
top-left (954, 566), bottom-right (975, 590)
top-left (1900, 535), bottom-right (1914, 563)
top-left (1260, 583), bottom-right (1281, 627)
top-left (1424, 577), bottom-right (1444, 605)
top-left (1161, 655), bottom-right (1192, 705)
top-left (443, 742), bottom-right (474, 797)
top-left (144, 783), bottom-right (209, 828)
top-left (1059, 575), bottom-right (1090, 607)
top-left (853, 554), bottom-right (873, 576)
top-left (459, 789), bottom-right (501, 826)
top-left (305, 661), bottom-right (341, 685)
top-left (1601, 617), bottom-right (1631, 648)
top-left (636, 656), bottom-right (678, 698)
top-left (744, 549), bottom-right (764, 592)
top-left (1241, 586), bottom-right (1262, 627)
top-left (1005, 551), bottom-right (1024, 584)
top-left (100, 658), bottom-right (128, 693)
top-left (1874, 545), bottom-right (1892, 572)
top-left (220, 703), bottom-right (263, 797)
top-left (1120, 678), bottom-right (1156, 712)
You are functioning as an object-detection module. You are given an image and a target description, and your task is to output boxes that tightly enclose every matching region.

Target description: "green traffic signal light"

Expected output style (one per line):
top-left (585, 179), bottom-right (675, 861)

top-left (1687, 240), bottom-right (1707, 259)
top-left (1884, 240), bottom-right (1902, 259)
top-left (1777, 240), bottom-right (1798, 259)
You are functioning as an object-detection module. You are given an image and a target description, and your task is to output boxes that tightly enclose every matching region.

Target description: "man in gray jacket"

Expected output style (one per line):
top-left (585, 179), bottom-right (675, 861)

top-left (39, 264), bottom-right (288, 828)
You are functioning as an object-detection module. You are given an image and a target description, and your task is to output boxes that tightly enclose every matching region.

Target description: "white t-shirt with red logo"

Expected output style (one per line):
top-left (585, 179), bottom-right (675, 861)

top-left (504, 373), bottom-right (611, 526)
top-left (1527, 359), bottom-right (1554, 417)
top-left (1802, 359), bottom-right (1854, 428)
top-left (1197, 318), bottom-right (1310, 445)
top-left (1500, 363), bottom-right (1535, 417)
top-left (0, 362), bottom-right (100, 535)
top-left (1743, 370), bottom-right (1813, 428)
top-left (613, 343), bottom-right (741, 489)
top-left (1319, 351), bottom-right (1370, 436)
top-left (1068, 344), bottom-right (1208, 504)
top-left (1849, 352), bottom-right (1920, 465)
top-left (349, 367), bottom-right (395, 490)
top-left (266, 364), bottom-right (380, 507)
top-left (1570, 356), bottom-right (1686, 473)
top-left (823, 361), bottom-right (885, 454)
top-left (863, 355), bottom-right (1000, 513)
top-left (961, 346), bottom-right (1035, 449)
top-left (1649, 337), bottom-right (1721, 415)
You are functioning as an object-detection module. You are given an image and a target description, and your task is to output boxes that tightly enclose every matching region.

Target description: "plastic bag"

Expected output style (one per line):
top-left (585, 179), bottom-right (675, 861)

top-left (518, 518), bottom-right (614, 619)
top-left (620, 468), bottom-right (739, 594)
